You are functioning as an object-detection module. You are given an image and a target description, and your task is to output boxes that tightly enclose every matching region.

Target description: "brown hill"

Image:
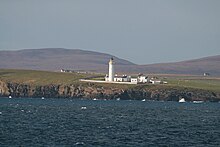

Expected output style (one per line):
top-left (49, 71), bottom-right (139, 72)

top-left (0, 48), bottom-right (219, 75)
top-left (0, 48), bottom-right (135, 72)
top-left (137, 55), bottom-right (220, 75)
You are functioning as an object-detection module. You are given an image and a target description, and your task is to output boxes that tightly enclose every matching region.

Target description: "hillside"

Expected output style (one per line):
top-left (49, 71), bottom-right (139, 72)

top-left (0, 48), bottom-right (220, 75)
top-left (0, 48), bottom-right (135, 72)
top-left (138, 55), bottom-right (220, 75)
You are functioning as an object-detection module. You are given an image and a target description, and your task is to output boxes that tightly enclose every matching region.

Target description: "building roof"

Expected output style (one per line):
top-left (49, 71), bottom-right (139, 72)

top-left (114, 75), bottom-right (128, 78)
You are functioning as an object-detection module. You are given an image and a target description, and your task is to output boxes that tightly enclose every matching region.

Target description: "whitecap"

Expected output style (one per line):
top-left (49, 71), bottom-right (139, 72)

top-left (193, 101), bottom-right (203, 103)
top-left (75, 142), bottom-right (85, 145)
top-left (81, 106), bottom-right (87, 110)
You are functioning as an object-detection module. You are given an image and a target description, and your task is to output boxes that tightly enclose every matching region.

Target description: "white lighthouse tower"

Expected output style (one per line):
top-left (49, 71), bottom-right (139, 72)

top-left (108, 57), bottom-right (115, 82)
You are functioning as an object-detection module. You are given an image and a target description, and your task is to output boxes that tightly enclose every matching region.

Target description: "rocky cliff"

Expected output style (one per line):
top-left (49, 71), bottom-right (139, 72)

top-left (0, 81), bottom-right (219, 102)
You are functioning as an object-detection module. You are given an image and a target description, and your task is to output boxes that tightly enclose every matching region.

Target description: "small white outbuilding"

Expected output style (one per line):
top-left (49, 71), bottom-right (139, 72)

top-left (150, 79), bottom-right (161, 84)
top-left (114, 75), bottom-right (131, 82)
top-left (131, 78), bottom-right (138, 84)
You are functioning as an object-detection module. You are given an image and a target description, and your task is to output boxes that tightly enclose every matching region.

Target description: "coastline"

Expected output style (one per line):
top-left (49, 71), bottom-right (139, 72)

top-left (0, 81), bottom-right (219, 102)
top-left (0, 69), bottom-right (219, 102)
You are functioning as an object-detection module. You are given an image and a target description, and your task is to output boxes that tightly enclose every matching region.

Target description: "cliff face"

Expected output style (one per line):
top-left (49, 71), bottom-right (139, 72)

top-left (0, 81), bottom-right (219, 102)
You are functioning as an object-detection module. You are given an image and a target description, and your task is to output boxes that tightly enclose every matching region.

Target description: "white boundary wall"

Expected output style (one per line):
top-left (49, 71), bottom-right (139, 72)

top-left (80, 79), bottom-right (137, 85)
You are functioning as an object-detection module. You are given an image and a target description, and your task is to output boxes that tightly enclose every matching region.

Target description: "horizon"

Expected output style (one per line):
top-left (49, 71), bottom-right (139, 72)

top-left (1, 0), bottom-right (220, 64)
top-left (1, 47), bottom-right (219, 65)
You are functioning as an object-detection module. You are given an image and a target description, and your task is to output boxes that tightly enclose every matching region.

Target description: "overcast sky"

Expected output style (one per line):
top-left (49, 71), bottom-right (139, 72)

top-left (0, 0), bottom-right (220, 64)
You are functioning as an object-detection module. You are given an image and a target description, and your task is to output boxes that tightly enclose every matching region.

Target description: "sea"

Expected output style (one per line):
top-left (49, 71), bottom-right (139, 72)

top-left (0, 98), bottom-right (220, 147)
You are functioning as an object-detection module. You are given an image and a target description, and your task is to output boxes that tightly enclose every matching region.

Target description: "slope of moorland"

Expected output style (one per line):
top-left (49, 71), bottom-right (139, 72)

top-left (0, 48), bottom-right (220, 75)
top-left (139, 55), bottom-right (220, 75)
top-left (0, 48), bottom-right (135, 72)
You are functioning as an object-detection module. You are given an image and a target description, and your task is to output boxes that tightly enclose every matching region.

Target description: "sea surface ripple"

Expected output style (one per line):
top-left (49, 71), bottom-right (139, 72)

top-left (0, 98), bottom-right (220, 146)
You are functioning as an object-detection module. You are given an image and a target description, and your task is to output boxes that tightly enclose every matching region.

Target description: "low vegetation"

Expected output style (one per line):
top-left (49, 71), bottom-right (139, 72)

top-left (0, 69), bottom-right (219, 92)
top-left (155, 74), bottom-right (220, 92)
top-left (0, 69), bottom-right (87, 86)
top-left (166, 79), bottom-right (220, 92)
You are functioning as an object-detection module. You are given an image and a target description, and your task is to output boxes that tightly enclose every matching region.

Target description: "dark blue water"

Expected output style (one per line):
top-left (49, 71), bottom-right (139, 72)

top-left (0, 98), bottom-right (220, 146)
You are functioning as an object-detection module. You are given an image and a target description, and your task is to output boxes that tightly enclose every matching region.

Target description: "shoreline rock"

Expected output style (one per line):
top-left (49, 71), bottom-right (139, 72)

top-left (0, 81), bottom-right (219, 102)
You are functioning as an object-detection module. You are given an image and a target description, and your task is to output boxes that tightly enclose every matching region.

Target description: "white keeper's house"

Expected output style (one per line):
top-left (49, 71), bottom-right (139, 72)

top-left (105, 58), bottom-right (148, 84)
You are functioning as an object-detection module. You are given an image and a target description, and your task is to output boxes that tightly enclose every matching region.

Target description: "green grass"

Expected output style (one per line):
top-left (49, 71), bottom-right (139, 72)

top-left (90, 77), bottom-right (105, 81)
top-left (0, 69), bottom-right (219, 92)
top-left (166, 78), bottom-right (220, 92)
top-left (145, 74), bottom-right (220, 92)
top-left (0, 69), bottom-right (87, 85)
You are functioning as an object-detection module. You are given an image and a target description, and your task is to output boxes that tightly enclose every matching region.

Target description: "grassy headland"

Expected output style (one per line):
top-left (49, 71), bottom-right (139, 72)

top-left (0, 69), bottom-right (86, 86)
top-left (157, 74), bottom-right (220, 92)
top-left (0, 69), bottom-right (220, 92)
top-left (0, 69), bottom-right (220, 102)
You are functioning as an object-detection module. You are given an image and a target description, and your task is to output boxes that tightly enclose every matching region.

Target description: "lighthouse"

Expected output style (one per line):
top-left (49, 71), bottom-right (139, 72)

top-left (108, 57), bottom-right (115, 82)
